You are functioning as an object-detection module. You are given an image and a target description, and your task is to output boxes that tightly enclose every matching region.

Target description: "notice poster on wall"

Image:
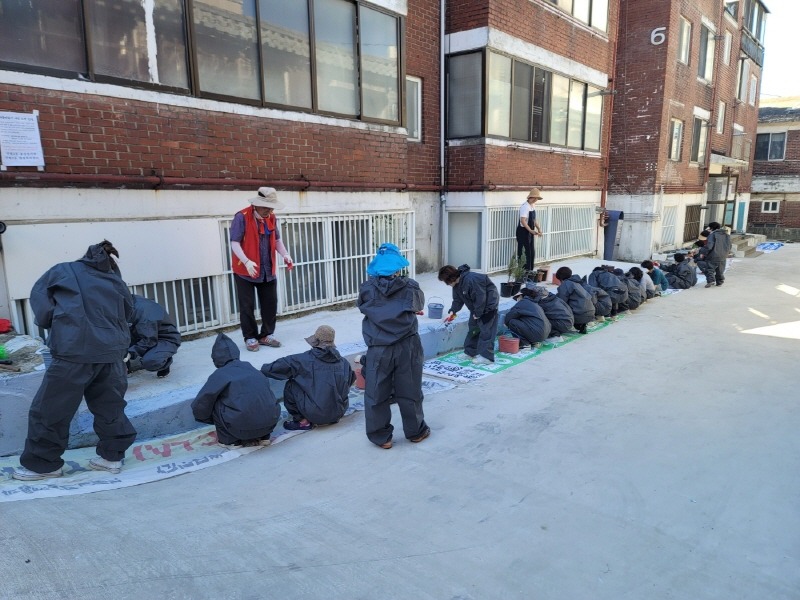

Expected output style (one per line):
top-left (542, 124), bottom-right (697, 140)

top-left (0, 111), bottom-right (45, 169)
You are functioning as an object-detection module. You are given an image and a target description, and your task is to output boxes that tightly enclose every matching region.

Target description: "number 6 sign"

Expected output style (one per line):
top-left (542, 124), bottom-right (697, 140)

top-left (651, 27), bottom-right (666, 45)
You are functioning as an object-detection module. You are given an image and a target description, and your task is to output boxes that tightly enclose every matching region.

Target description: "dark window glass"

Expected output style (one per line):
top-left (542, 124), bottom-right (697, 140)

top-left (193, 0), bottom-right (260, 100)
top-left (359, 6), bottom-right (399, 122)
top-left (691, 117), bottom-right (708, 163)
top-left (511, 62), bottom-right (533, 141)
top-left (154, 0), bottom-right (190, 89)
top-left (754, 133), bottom-right (769, 160)
top-left (0, 0), bottom-right (86, 73)
top-left (447, 52), bottom-right (482, 138)
top-left (89, 0), bottom-right (150, 81)
top-left (260, 0), bottom-right (312, 108)
top-left (769, 133), bottom-right (786, 160)
top-left (314, 0), bottom-right (358, 116)
top-left (532, 68), bottom-right (550, 143)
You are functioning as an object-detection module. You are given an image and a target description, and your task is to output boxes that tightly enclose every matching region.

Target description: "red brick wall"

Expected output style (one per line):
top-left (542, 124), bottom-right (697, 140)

top-left (748, 195), bottom-right (800, 228)
top-left (609, 0), bottom-right (761, 195)
top-left (753, 129), bottom-right (800, 177)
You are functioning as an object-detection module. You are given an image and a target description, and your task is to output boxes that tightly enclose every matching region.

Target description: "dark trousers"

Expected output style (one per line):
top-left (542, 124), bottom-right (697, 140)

top-left (139, 341), bottom-right (179, 372)
top-left (516, 225), bottom-right (535, 271)
top-left (702, 259), bottom-right (726, 285)
top-left (21, 359), bottom-right (136, 473)
top-left (464, 311), bottom-right (499, 361)
top-left (235, 275), bottom-right (278, 340)
top-left (364, 335), bottom-right (427, 445)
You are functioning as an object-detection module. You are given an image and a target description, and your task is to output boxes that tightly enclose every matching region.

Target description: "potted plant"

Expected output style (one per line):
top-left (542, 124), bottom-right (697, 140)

top-left (500, 250), bottom-right (527, 297)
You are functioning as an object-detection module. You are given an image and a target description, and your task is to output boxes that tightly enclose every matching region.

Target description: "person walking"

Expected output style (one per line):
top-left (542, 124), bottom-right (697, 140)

top-left (12, 240), bottom-right (137, 481)
top-left (230, 186), bottom-right (294, 352)
top-left (127, 294), bottom-right (182, 378)
top-left (516, 188), bottom-right (543, 273)
top-left (357, 243), bottom-right (430, 449)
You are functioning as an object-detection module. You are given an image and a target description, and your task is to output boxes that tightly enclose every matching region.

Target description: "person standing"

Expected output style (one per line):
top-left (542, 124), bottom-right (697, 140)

top-left (230, 187), bottom-right (293, 352)
top-left (516, 188), bottom-right (543, 272)
top-left (261, 325), bottom-right (355, 431)
top-left (438, 264), bottom-right (500, 364)
top-left (13, 241), bottom-right (137, 481)
top-left (702, 222), bottom-right (732, 288)
top-left (127, 294), bottom-right (182, 378)
top-left (358, 243), bottom-right (430, 449)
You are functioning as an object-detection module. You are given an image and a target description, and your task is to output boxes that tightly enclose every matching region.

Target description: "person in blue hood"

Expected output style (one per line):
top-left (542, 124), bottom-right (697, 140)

top-left (192, 333), bottom-right (280, 447)
top-left (13, 240), bottom-right (137, 481)
top-left (261, 325), bottom-right (355, 431)
top-left (357, 243), bottom-right (430, 449)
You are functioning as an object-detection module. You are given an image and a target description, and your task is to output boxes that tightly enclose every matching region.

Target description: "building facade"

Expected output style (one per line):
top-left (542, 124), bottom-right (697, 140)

top-left (749, 99), bottom-right (800, 240)
top-left (607, 0), bottom-right (767, 260)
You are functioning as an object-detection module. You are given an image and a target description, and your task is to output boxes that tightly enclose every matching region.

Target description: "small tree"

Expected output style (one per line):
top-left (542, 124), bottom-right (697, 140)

top-left (507, 249), bottom-right (527, 282)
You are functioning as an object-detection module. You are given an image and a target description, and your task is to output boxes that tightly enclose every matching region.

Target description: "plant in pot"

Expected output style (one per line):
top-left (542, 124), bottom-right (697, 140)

top-left (500, 250), bottom-right (527, 297)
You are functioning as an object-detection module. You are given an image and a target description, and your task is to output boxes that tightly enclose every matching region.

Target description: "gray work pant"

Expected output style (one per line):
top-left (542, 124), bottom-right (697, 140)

top-left (464, 311), bottom-right (499, 361)
top-left (21, 359), bottom-right (136, 473)
top-left (702, 259), bottom-right (726, 285)
top-left (138, 340), bottom-right (179, 372)
top-left (363, 334), bottom-right (427, 446)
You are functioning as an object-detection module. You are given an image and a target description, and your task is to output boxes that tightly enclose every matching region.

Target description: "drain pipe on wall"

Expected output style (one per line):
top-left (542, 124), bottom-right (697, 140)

top-left (439, 0), bottom-right (447, 266)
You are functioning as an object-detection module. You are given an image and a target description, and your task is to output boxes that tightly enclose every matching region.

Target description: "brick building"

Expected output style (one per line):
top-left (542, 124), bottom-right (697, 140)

top-left (749, 98), bottom-right (800, 240)
top-left (607, 0), bottom-right (767, 260)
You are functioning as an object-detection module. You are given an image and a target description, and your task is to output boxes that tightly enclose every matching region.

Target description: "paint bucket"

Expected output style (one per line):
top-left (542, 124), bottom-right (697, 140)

top-left (498, 335), bottom-right (520, 354)
top-left (427, 296), bottom-right (444, 319)
top-left (355, 367), bottom-right (366, 390)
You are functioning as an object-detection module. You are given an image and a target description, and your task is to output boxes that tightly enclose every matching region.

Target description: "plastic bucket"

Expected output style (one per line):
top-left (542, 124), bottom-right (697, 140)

top-left (354, 367), bottom-right (366, 390)
top-left (427, 296), bottom-right (444, 319)
top-left (498, 335), bottom-right (520, 354)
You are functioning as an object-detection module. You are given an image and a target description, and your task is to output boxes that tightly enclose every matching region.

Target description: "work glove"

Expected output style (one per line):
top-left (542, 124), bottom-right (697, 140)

top-left (244, 259), bottom-right (258, 278)
top-left (444, 311), bottom-right (456, 324)
top-left (480, 310), bottom-right (497, 325)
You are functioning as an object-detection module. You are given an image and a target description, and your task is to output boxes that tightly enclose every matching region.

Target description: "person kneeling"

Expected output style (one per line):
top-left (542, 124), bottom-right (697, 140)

top-left (261, 325), bottom-right (355, 431)
top-left (192, 333), bottom-right (280, 447)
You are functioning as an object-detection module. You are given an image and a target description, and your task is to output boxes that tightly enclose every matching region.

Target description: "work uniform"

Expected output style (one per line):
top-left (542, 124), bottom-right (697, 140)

top-left (128, 295), bottom-right (182, 373)
top-left (504, 296), bottom-right (551, 345)
top-left (448, 265), bottom-right (500, 362)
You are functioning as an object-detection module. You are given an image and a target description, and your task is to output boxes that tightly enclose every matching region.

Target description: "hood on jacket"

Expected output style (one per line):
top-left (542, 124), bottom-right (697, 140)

top-left (457, 264), bottom-right (471, 277)
top-left (370, 274), bottom-right (411, 297)
top-left (211, 333), bottom-right (240, 367)
top-left (311, 345), bottom-right (344, 362)
top-left (78, 242), bottom-right (119, 275)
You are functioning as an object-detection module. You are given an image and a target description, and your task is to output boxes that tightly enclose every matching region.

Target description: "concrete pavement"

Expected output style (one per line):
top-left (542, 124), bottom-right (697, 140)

top-left (1, 246), bottom-right (799, 599)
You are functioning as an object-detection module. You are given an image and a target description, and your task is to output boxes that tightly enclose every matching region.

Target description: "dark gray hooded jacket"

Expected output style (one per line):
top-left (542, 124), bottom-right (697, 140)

top-left (261, 346), bottom-right (355, 425)
top-left (556, 275), bottom-right (595, 325)
top-left (588, 269), bottom-right (628, 304)
top-left (532, 292), bottom-right (574, 333)
top-left (580, 277), bottom-right (612, 316)
top-left (448, 265), bottom-right (499, 319)
top-left (503, 296), bottom-right (551, 343)
top-left (666, 261), bottom-right (697, 289)
top-left (129, 294), bottom-right (182, 356)
top-left (358, 275), bottom-right (424, 346)
top-left (30, 243), bottom-right (133, 362)
top-left (705, 228), bottom-right (732, 262)
top-left (192, 333), bottom-right (280, 440)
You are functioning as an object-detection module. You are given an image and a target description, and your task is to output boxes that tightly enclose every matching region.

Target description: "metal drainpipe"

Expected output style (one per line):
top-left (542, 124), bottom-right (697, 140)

top-left (439, 0), bottom-right (447, 267)
top-left (702, 3), bottom-right (727, 191)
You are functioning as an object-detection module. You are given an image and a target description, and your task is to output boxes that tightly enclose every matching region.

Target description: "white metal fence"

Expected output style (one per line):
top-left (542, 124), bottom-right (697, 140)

top-left (486, 204), bottom-right (596, 274)
top-left (661, 205), bottom-right (677, 250)
top-left (16, 211), bottom-right (415, 338)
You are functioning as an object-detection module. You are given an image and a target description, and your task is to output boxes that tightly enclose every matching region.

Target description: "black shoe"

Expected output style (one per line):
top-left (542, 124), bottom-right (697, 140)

top-left (705, 282), bottom-right (714, 288)
top-left (283, 419), bottom-right (313, 431)
top-left (578, 324), bottom-right (588, 334)
top-left (156, 366), bottom-right (170, 378)
top-left (716, 281), bottom-right (724, 286)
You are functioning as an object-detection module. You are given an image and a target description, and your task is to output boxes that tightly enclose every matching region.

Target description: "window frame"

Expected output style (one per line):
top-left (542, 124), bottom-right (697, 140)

top-left (690, 117), bottom-right (709, 164)
top-left (716, 101), bottom-right (726, 134)
top-left (677, 17), bottom-right (692, 65)
top-left (405, 75), bottom-right (422, 142)
top-left (761, 201), bottom-right (779, 213)
top-left (755, 132), bottom-right (787, 161)
top-left (668, 118), bottom-right (683, 161)
top-left (723, 31), bottom-right (732, 66)
top-left (697, 24), bottom-right (715, 81)
top-left (547, 0), bottom-right (609, 32)
top-left (0, 0), bottom-right (405, 127)
top-left (748, 74), bottom-right (758, 106)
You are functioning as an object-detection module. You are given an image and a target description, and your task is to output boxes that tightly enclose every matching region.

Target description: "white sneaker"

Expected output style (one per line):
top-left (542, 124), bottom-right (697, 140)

top-left (89, 457), bottom-right (123, 474)
top-left (472, 355), bottom-right (493, 365)
top-left (545, 335), bottom-right (564, 344)
top-left (11, 466), bottom-right (63, 481)
top-left (258, 438), bottom-right (272, 447)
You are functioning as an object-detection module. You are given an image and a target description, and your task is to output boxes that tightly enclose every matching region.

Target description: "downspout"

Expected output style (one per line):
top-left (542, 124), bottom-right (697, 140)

top-left (439, 0), bottom-right (447, 266)
top-left (702, 4), bottom-right (726, 191)
top-left (598, 2), bottom-right (621, 256)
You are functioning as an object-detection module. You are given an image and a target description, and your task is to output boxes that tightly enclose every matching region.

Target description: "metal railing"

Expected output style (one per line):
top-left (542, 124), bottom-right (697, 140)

top-left (486, 204), bottom-right (596, 274)
top-left (661, 205), bottom-right (677, 249)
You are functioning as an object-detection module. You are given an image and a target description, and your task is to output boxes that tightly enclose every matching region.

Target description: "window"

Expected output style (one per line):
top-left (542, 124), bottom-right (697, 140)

top-left (548, 0), bottom-right (608, 32)
top-left (737, 59), bottom-right (751, 101)
top-left (754, 132), bottom-right (786, 160)
top-left (511, 62), bottom-right (533, 141)
top-left (725, 1), bottom-right (739, 19)
top-left (668, 119), bottom-right (683, 161)
top-left (749, 75), bottom-right (758, 106)
top-left (744, 0), bottom-right (766, 44)
top-left (723, 31), bottom-right (732, 65)
top-left (716, 101), bottom-right (726, 134)
top-left (691, 117), bottom-right (708, 163)
top-left (761, 201), bottom-right (779, 213)
top-left (447, 52), bottom-right (483, 138)
top-left (487, 53), bottom-right (512, 137)
top-left (406, 76), bottom-right (421, 141)
top-left (0, 0), bottom-right (403, 125)
top-left (550, 73), bottom-right (570, 146)
top-left (584, 86), bottom-right (603, 151)
top-left (678, 18), bottom-right (691, 65)
top-left (698, 25), bottom-right (715, 81)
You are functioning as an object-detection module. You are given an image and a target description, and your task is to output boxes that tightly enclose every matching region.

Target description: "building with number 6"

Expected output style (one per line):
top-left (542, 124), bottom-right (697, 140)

top-left (607, 0), bottom-right (767, 259)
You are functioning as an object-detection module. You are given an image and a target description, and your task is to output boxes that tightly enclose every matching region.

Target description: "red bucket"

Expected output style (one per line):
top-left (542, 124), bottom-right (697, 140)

top-left (498, 335), bottom-right (520, 354)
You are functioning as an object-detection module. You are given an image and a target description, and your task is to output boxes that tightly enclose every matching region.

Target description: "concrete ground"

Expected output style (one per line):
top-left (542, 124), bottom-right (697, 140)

top-left (2, 247), bottom-right (799, 599)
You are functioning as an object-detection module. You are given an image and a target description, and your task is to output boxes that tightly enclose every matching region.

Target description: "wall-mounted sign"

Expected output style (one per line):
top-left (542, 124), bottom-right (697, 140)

top-left (651, 27), bottom-right (667, 45)
top-left (0, 111), bottom-right (45, 171)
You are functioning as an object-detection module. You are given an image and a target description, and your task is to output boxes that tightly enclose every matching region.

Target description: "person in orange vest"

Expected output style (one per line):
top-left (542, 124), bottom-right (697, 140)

top-left (230, 187), bottom-right (294, 352)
